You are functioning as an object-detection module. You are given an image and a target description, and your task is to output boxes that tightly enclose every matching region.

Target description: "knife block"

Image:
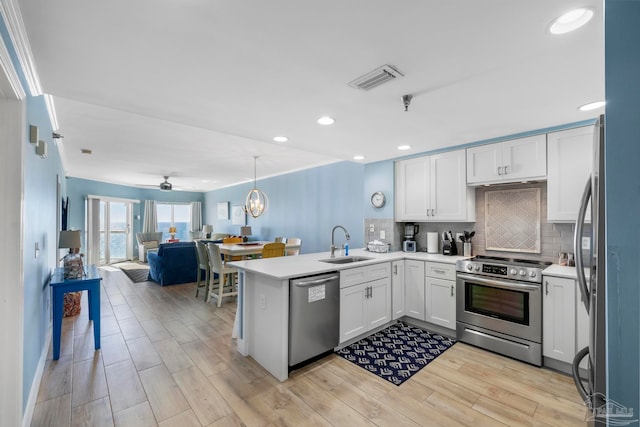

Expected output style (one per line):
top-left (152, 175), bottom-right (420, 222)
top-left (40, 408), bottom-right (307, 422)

top-left (442, 239), bottom-right (458, 256)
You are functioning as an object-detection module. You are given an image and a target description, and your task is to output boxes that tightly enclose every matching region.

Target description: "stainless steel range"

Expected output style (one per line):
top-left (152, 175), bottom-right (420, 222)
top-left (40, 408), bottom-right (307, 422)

top-left (456, 255), bottom-right (551, 366)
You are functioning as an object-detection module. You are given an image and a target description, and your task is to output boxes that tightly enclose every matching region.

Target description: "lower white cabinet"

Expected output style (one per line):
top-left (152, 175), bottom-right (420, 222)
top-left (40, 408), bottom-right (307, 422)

top-left (543, 276), bottom-right (576, 363)
top-left (404, 259), bottom-right (425, 320)
top-left (392, 260), bottom-right (405, 320)
top-left (424, 262), bottom-right (456, 329)
top-left (542, 275), bottom-right (589, 366)
top-left (425, 276), bottom-right (456, 329)
top-left (339, 264), bottom-right (391, 343)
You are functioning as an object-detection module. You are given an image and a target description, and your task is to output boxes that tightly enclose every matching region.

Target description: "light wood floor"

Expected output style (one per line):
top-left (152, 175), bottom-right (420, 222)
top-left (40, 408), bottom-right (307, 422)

top-left (31, 267), bottom-right (588, 427)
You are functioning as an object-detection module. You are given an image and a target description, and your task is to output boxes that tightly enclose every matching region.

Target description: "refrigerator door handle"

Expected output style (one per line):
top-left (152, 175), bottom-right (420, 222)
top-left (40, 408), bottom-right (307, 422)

top-left (572, 346), bottom-right (591, 403)
top-left (574, 176), bottom-right (591, 313)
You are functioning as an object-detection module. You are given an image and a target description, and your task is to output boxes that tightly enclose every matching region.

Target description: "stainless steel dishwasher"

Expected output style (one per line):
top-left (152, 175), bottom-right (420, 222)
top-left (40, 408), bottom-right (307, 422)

top-left (289, 272), bottom-right (340, 367)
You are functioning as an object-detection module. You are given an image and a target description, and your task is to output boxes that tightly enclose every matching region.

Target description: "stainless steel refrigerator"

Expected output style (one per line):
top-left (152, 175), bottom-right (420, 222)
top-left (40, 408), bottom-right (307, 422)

top-left (573, 114), bottom-right (606, 426)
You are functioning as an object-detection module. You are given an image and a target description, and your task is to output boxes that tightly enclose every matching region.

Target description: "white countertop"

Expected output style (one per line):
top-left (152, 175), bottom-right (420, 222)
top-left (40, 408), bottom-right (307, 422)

top-left (543, 264), bottom-right (591, 281)
top-left (228, 248), bottom-right (467, 280)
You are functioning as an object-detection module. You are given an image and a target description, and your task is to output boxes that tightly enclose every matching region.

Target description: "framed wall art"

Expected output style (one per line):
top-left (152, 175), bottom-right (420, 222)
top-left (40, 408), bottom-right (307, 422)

top-left (217, 202), bottom-right (229, 220)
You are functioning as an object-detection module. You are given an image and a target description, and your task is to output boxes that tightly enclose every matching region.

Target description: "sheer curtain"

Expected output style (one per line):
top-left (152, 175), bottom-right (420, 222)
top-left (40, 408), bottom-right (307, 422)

top-left (190, 201), bottom-right (202, 231)
top-left (142, 200), bottom-right (157, 233)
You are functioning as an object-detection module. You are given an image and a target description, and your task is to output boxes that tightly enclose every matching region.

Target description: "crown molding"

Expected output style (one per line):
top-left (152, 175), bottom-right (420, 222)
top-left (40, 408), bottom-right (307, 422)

top-left (0, 0), bottom-right (42, 96)
top-left (0, 23), bottom-right (25, 99)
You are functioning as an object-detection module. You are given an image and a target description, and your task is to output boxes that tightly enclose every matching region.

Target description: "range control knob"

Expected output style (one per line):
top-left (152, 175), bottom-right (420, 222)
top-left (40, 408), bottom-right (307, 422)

top-left (510, 268), bottom-right (517, 275)
top-left (519, 270), bottom-right (527, 276)
top-left (529, 271), bottom-right (537, 278)
top-left (466, 264), bottom-right (473, 271)
top-left (474, 265), bottom-right (480, 271)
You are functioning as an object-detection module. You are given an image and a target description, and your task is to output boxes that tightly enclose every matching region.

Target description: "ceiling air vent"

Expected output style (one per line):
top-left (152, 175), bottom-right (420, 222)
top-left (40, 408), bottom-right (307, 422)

top-left (348, 64), bottom-right (404, 91)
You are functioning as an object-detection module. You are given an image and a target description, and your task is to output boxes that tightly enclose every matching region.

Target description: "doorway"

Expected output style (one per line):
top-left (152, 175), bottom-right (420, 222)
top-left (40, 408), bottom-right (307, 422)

top-left (99, 200), bottom-right (133, 264)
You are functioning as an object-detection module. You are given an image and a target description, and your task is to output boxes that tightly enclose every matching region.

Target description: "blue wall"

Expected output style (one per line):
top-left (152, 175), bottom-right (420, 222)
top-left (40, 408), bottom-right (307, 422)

top-left (204, 161), bottom-right (365, 254)
top-left (66, 177), bottom-right (205, 257)
top-left (1, 16), bottom-right (67, 411)
top-left (604, 0), bottom-right (640, 416)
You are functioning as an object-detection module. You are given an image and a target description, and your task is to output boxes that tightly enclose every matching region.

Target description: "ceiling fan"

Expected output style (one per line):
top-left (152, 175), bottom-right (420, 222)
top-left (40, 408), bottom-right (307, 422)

top-left (159, 176), bottom-right (172, 191)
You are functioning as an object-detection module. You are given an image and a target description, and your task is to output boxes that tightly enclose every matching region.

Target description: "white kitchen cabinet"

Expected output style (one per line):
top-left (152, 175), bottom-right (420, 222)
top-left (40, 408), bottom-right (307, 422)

top-left (424, 262), bottom-right (456, 329)
top-left (392, 260), bottom-right (405, 320)
top-left (466, 134), bottom-right (546, 185)
top-left (547, 126), bottom-right (594, 222)
top-left (395, 149), bottom-right (475, 222)
top-left (543, 276), bottom-right (576, 364)
top-left (404, 259), bottom-right (425, 320)
top-left (339, 264), bottom-right (391, 343)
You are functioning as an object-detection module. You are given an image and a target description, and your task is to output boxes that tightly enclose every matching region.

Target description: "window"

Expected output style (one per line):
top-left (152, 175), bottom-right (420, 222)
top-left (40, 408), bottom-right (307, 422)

top-left (157, 203), bottom-right (191, 242)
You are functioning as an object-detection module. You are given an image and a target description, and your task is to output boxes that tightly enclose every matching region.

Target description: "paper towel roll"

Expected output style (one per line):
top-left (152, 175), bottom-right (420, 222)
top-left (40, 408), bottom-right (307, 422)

top-left (427, 232), bottom-right (439, 253)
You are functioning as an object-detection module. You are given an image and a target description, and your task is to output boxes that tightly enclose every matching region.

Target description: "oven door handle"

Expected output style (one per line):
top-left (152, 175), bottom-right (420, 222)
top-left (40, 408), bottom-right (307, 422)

top-left (457, 273), bottom-right (540, 292)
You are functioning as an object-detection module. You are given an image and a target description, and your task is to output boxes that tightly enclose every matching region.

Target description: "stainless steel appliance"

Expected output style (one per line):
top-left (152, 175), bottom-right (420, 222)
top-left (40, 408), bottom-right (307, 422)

top-left (456, 255), bottom-right (550, 366)
top-left (572, 115), bottom-right (606, 426)
top-left (289, 272), bottom-right (340, 367)
top-left (403, 223), bottom-right (419, 252)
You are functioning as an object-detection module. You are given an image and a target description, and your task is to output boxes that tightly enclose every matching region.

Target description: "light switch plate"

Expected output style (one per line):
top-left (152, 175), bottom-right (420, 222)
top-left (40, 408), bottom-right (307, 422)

top-left (380, 230), bottom-right (385, 240)
top-left (582, 237), bottom-right (591, 250)
top-left (456, 232), bottom-right (463, 242)
top-left (369, 224), bottom-right (374, 232)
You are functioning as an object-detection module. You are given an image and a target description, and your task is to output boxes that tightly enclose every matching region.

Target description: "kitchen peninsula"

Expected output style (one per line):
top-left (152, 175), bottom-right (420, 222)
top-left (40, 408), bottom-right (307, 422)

top-left (229, 249), bottom-right (465, 381)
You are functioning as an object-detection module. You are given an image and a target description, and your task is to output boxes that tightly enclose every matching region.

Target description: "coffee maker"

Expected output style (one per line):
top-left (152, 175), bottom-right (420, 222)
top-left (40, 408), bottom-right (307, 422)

top-left (403, 223), bottom-right (419, 252)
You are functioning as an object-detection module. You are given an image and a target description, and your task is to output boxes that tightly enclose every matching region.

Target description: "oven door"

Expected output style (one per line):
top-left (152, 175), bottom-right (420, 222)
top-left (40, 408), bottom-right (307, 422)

top-left (456, 273), bottom-right (541, 343)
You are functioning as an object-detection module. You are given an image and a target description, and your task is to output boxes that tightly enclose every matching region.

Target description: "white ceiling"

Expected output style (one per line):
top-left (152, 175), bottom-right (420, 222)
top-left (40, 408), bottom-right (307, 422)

top-left (17, 0), bottom-right (604, 192)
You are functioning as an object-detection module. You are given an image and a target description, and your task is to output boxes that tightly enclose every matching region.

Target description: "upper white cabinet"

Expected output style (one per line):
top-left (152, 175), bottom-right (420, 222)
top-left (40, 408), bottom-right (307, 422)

top-left (466, 134), bottom-right (547, 185)
top-left (547, 126), bottom-right (594, 222)
top-left (395, 149), bottom-right (475, 222)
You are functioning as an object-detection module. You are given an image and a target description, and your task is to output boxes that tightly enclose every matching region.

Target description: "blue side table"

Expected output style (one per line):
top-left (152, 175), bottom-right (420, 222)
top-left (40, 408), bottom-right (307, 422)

top-left (50, 265), bottom-right (102, 360)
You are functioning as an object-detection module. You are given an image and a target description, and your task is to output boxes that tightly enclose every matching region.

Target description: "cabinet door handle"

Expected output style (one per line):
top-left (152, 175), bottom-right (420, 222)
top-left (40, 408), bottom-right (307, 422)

top-left (394, 265), bottom-right (397, 275)
top-left (431, 208), bottom-right (435, 217)
top-left (545, 281), bottom-right (549, 296)
top-left (451, 285), bottom-right (454, 297)
top-left (504, 165), bottom-right (509, 175)
top-left (368, 286), bottom-right (372, 299)
top-left (426, 209), bottom-right (430, 216)
top-left (498, 166), bottom-right (502, 175)
top-left (433, 269), bottom-right (446, 274)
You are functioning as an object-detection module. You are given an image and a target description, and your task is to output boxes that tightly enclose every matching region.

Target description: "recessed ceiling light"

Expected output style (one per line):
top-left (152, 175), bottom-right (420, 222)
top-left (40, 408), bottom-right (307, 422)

top-left (397, 145), bottom-right (411, 151)
top-left (317, 116), bottom-right (335, 125)
top-left (273, 136), bottom-right (288, 143)
top-left (353, 155), bottom-right (365, 160)
top-left (579, 101), bottom-right (605, 111)
top-left (548, 8), bottom-right (594, 35)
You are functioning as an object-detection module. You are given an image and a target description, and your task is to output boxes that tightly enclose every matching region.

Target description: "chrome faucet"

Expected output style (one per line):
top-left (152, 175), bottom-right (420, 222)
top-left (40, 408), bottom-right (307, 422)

top-left (330, 225), bottom-right (350, 258)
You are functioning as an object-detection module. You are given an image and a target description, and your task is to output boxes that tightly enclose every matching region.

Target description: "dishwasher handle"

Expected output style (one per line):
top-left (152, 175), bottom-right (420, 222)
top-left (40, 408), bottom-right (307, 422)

top-left (294, 275), bottom-right (339, 287)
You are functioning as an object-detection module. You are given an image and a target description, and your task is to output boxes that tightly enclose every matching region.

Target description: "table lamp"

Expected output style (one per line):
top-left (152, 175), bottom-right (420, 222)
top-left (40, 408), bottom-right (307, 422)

top-left (240, 226), bottom-right (252, 242)
top-left (169, 226), bottom-right (177, 239)
top-left (59, 230), bottom-right (83, 279)
top-left (202, 224), bottom-right (213, 239)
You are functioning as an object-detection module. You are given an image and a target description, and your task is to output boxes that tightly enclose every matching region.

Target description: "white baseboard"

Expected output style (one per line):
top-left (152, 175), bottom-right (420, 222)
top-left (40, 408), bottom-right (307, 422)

top-left (22, 326), bottom-right (51, 427)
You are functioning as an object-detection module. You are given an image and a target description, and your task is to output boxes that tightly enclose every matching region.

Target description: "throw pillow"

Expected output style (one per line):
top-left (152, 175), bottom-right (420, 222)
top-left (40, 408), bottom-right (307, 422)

top-left (143, 240), bottom-right (159, 249)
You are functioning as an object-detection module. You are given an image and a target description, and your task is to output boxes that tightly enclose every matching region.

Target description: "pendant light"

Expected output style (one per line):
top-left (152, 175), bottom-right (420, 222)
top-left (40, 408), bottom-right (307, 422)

top-left (244, 156), bottom-right (269, 218)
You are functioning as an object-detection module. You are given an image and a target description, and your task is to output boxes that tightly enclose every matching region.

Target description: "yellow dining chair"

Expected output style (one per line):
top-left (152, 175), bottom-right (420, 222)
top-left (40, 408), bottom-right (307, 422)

top-left (206, 243), bottom-right (238, 307)
top-left (222, 237), bottom-right (243, 262)
top-left (285, 237), bottom-right (302, 256)
top-left (262, 242), bottom-right (285, 258)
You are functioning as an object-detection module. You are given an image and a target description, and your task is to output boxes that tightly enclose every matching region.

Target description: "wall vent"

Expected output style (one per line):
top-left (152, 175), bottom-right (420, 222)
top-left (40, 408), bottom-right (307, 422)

top-left (348, 64), bottom-right (404, 91)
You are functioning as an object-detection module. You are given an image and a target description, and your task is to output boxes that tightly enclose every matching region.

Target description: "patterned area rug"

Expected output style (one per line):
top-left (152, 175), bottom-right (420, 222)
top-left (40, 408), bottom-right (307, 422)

top-left (336, 322), bottom-right (456, 385)
top-left (115, 261), bottom-right (150, 283)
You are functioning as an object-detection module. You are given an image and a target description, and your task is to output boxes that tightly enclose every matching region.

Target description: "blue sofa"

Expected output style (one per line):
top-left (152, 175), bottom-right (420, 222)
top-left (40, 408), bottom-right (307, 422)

top-left (147, 242), bottom-right (198, 286)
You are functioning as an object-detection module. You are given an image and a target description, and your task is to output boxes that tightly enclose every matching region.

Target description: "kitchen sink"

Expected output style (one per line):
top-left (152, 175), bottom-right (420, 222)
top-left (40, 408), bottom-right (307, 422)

top-left (318, 256), bottom-right (374, 264)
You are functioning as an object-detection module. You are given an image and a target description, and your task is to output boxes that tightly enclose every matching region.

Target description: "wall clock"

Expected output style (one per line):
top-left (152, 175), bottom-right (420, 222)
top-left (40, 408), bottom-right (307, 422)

top-left (370, 191), bottom-right (386, 208)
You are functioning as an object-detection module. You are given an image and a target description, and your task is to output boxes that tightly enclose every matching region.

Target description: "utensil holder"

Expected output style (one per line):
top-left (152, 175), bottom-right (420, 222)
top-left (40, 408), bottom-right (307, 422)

top-left (463, 242), bottom-right (472, 257)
